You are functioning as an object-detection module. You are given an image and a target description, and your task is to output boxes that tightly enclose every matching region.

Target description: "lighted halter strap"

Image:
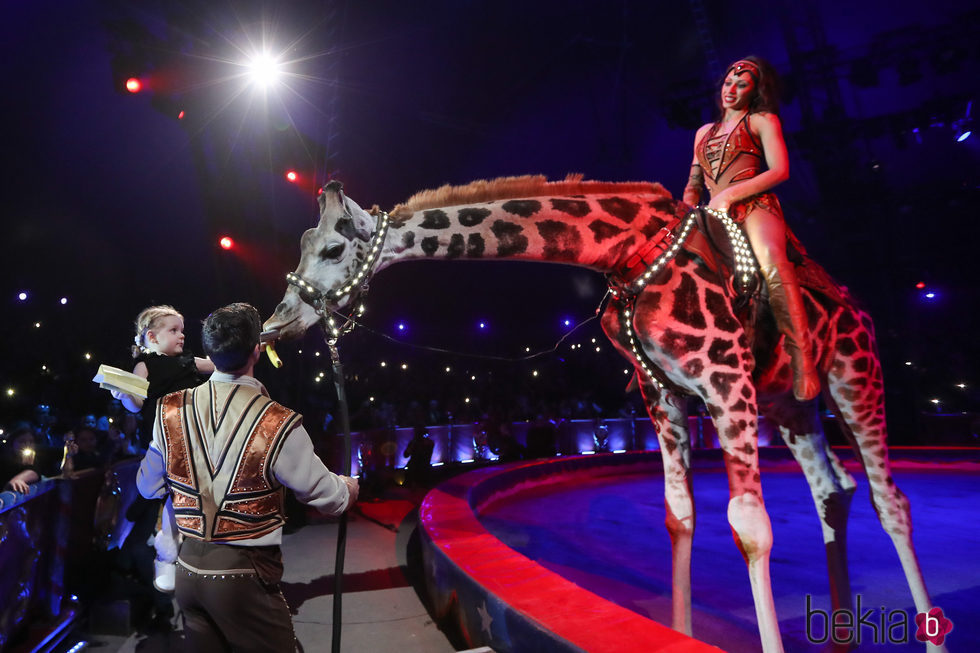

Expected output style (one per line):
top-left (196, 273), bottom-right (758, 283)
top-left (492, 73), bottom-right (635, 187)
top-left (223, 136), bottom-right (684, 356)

top-left (607, 207), bottom-right (758, 395)
top-left (285, 210), bottom-right (390, 339)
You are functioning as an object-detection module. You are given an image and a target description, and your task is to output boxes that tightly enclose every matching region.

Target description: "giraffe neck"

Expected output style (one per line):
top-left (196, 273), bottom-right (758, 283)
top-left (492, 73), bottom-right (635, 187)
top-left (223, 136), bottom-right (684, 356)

top-left (379, 192), bottom-right (680, 274)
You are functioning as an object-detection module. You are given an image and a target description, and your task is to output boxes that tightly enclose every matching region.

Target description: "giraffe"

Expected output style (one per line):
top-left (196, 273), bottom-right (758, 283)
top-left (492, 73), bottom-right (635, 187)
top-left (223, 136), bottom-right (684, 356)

top-left (263, 176), bottom-right (945, 653)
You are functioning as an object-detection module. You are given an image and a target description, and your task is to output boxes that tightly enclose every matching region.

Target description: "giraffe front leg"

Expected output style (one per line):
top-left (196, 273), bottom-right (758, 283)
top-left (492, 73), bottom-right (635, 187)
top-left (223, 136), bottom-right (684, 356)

top-left (728, 492), bottom-right (782, 653)
top-left (705, 388), bottom-right (784, 653)
top-left (641, 382), bottom-right (696, 635)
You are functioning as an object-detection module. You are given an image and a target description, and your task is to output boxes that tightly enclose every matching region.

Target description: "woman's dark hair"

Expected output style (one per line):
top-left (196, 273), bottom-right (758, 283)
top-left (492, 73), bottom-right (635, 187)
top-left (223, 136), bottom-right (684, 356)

top-left (202, 303), bottom-right (262, 372)
top-left (715, 55), bottom-right (781, 119)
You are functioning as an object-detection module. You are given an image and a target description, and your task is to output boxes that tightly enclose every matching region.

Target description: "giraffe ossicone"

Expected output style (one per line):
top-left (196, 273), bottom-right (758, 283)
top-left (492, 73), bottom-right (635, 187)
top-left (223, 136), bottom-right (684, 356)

top-left (265, 175), bottom-right (945, 653)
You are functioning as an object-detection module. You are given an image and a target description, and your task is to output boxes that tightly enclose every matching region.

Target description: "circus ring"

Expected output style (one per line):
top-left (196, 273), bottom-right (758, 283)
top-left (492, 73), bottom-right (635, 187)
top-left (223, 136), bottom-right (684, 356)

top-left (418, 448), bottom-right (979, 652)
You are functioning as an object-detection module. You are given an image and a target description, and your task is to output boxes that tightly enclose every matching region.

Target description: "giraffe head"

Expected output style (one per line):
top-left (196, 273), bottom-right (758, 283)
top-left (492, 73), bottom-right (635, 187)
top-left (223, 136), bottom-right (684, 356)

top-left (264, 180), bottom-right (380, 340)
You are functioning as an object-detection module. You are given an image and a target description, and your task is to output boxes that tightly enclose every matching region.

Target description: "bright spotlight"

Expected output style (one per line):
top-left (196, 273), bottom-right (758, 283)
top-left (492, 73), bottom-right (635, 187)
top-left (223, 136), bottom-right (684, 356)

top-left (220, 236), bottom-right (234, 250)
top-left (247, 53), bottom-right (282, 88)
top-left (285, 170), bottom-right (298, 182)
top-left (125, 77), bottom-right (142, 93)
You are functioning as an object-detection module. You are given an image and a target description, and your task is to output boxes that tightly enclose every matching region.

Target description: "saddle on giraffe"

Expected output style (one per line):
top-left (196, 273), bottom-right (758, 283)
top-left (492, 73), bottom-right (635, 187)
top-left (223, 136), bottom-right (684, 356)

top-left (264, 175), bottom-right (945, 653)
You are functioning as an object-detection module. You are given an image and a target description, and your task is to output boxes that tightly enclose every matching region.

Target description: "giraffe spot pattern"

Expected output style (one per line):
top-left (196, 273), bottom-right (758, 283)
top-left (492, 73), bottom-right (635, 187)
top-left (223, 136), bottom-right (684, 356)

top-left (598, 196), bottom-right (640, 222)
top-left (837, 337), bottom-right (857, 356)
top-left (670, 273), bottom-right (708, 329)
top-left (501, 199), bottom-right (542, 218)
top-left (588, 219), bottom-right (626, 243)
top-left (708, 338), bottom-right (739, 368)
top-left (648, 197), bottom-right (677, 214)
top-left (491, 220), bottom-right (529, 256)
top-left (401, 231), bottom-right (416, 249)
top-left (466, 233), bottom-right (485, 257)
top-left (537, 220), bottom-right (585, 261)
top-left (457, 207), bottom-right (492, 227)
top-left (705, 288), bottom-right (740, 333)
top-left (551, 198), bottom-right (591, 217)
top-left (709, 371), bottom-right (742, 402)
top-left (857, 331), bottom-right (871, 350)
top-left (836, 309), bottom-right (859, 335)
top-left (421, 236), bottom-right (439, 257)
top-left (683, 358), bottom-right (704, 377)
top-left (661, 328), bottom-right (706, 359)
top-left (420, 210), bottom-right (450, 229)
top-left (447, 233), bottom-right (465, 259)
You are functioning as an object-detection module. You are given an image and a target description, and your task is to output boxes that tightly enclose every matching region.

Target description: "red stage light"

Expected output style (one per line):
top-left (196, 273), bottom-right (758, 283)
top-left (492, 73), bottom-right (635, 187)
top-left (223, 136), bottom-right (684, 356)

top-left (285, 170), bottom-right (298, 182)
top-left (177, 110), bottom-right (185, 120)
top-left (915, 282), bottom-right (926, 289)
top-left (125, 77), bottom-right (142, 93)
top-left (219, 236), bottom-right (234, 250)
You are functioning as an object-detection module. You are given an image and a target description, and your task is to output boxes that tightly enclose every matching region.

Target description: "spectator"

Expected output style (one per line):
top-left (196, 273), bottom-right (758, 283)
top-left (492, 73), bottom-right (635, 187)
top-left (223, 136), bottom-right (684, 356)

top-left (62, 426), bottom-right (106, 473)
top-left (2, 423), bottom-right (40, 494)
top-left (403, 426), bottom-right (435, 488)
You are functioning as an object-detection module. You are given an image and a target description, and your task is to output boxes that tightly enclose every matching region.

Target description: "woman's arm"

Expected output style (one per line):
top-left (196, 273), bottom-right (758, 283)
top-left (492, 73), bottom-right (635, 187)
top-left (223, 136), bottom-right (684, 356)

top-left (111, 361), bottom-right (148, 412)
top-left (708, 112), bottom-right (790, 211)
top-left (683, 124), bottom-right (712, 206)
top-left (6, 468), bottom-right (40, 494)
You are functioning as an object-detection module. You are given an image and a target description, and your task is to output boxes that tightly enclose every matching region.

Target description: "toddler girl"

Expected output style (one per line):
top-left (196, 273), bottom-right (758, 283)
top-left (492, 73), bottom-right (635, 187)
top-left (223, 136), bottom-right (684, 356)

top-left (112, 305), bottom-right (214, 594)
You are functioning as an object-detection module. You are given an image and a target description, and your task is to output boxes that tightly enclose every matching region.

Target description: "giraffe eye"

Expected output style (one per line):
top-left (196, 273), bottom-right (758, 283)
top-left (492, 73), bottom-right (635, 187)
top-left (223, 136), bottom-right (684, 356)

top-left (319, 242), bottom-right (345, 260)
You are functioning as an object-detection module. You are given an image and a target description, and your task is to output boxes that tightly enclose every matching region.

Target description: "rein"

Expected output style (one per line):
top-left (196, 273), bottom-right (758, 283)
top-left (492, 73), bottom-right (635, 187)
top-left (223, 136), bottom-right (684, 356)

top-left (285, 209), bottom-right (389, 653)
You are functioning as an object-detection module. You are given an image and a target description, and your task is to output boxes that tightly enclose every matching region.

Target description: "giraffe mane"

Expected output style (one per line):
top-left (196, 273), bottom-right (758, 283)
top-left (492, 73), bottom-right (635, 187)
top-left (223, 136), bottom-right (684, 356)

top-left (390, 174), bottom-right (669, 221)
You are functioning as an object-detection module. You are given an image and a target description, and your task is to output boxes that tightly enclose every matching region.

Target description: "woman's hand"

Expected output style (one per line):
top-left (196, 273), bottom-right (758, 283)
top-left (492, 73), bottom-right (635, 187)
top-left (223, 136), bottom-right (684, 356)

top-left (707, 190), bottom-right (734, 213)
top-left (63, 432), bottom-right (79, 457)
top-left (6, 469), bottom-right (39, 494)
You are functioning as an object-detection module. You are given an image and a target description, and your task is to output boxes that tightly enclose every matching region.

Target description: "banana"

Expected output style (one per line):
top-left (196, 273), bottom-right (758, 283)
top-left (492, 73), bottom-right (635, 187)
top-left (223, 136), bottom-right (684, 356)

top-left (265, 343), bottom-right (283, 369)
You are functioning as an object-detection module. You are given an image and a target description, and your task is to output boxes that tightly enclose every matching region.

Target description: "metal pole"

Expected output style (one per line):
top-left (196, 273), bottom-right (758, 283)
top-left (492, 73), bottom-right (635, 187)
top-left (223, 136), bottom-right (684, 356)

top-left (326, 333), bottom-right (352, 653)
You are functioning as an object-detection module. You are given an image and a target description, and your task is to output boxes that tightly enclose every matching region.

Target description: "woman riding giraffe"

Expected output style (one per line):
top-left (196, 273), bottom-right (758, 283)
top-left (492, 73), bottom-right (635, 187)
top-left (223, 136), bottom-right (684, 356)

top-left (683, 55), bottom-right (820, 401)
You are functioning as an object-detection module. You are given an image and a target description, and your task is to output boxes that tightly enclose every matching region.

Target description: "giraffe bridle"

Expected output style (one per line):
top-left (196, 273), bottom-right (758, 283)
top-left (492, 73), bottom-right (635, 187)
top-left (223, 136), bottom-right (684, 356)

top-left (285, 210), bottom-right (391, 337)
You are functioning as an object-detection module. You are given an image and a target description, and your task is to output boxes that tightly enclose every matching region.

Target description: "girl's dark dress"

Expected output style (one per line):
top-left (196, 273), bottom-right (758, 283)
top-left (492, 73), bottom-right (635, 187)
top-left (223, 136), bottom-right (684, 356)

top-left (136, 352), bottom-right (203, 448)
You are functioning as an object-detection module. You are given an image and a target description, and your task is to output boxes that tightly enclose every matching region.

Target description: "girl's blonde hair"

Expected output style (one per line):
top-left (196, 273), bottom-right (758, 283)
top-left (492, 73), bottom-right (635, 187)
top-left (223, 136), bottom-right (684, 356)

top-left (132, 305), bottom-right (183, 357)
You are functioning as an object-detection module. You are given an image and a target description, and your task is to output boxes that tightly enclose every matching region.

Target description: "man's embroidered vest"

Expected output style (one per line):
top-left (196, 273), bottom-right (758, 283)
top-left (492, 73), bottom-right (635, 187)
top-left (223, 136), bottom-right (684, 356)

top-left (158, 382), bottom-right (300, 542)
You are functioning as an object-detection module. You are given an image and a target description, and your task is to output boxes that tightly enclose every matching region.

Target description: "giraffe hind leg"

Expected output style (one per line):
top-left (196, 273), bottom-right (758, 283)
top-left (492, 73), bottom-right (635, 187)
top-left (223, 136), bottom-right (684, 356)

top-left (773, 397), bottom-right (857, 646)
top-left (826, 336), bottom-right (945, 650)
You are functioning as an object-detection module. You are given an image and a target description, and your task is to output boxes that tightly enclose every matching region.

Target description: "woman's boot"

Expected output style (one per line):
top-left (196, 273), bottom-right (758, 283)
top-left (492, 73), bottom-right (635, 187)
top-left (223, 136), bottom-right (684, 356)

top-left (762, 264), bottom-right (820, 401)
